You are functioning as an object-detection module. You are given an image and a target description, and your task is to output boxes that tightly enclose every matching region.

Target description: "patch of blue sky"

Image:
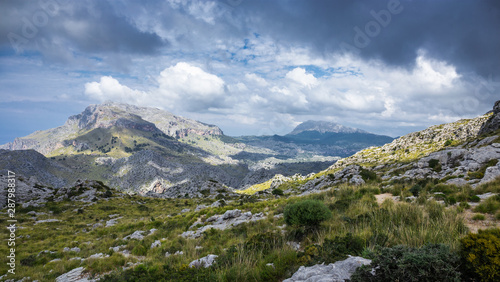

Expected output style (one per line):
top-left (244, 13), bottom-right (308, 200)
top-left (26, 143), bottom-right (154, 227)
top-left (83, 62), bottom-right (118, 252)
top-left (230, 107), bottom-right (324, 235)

top-left (281, 65), bottom-right (363, 78)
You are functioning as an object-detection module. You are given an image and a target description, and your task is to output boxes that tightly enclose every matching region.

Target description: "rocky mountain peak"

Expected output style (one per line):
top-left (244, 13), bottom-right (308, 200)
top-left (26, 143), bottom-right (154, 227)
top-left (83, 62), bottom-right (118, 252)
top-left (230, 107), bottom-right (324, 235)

top-left (67, 102), bottom-right (224, 138)
top-left (479, 100), bottom-right (500, 135)
top-left (66, 102), bottom-right (160, 133)
top-left (288, 120), bottom-right (367, 135)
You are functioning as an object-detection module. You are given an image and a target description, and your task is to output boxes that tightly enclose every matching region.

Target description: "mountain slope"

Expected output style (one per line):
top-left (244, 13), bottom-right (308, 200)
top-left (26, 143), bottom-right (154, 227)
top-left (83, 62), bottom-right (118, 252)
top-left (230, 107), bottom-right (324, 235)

top-left (0, 102), bottom-right (222, 155)
top-left (240, 101), bottom-right (500, 195)
top-left (0, 103), bottom-right (335, 195)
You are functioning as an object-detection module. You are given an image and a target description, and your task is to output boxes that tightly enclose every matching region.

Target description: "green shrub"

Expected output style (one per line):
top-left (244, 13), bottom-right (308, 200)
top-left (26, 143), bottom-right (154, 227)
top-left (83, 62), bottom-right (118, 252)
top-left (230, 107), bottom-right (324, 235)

top-left (319, 233), bottom-right (364, 263)
top-left (446, 196), bottom-right (457, 206)
top-left (272, 188), bottom-right (284, 196)
top-left (360, 168), bottom-right (378, 182)
top-left (472, 214), bottom-right (486, 221)
top-left (460, 228), bottom-right (500, 281)
top-left (351, 244), bottom-right (461, 282)
top-left (474, 197), bottom-right (500, 214)
top-left (131, 244), bottom-right (147, 256)
top-left (470, 195), bottom-right (481, 202)
top-left (410, 184), bottom-right (422, 196)
top-left (20, 255), bottom-right (37, 266)
top-left (428, 159), bottom-right (442, 172)
top-left (103, 189), bottom-right (113, 198)
top-left (137, 205), bottom-right (149, 212)
top-left (459, 202), bottom-right (471, 209)
top-left (284, 200), bottom-right (332, 230)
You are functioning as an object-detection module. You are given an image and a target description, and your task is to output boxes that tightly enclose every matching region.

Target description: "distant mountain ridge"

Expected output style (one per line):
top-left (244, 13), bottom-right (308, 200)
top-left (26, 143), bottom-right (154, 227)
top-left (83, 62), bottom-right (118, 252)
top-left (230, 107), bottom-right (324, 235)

top-left (288, 120), bottom-right (368, 135)
top-left (237, 120), bottom-right (394, 158)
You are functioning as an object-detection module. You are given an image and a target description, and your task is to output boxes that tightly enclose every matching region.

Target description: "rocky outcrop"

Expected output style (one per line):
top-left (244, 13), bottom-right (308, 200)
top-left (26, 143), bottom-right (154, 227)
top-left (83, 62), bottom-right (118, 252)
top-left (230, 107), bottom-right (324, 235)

top-left (181, 209), bottom-right (266, 239)
top-left (284, 256), bottom-right (372, 282)
top-left (330, 114), bottom-right (491, 170)
top-left (479, 100), bottom-right (500, 135)
top-left (299, 165), bottom-right (366, 192)
top-left (384, 137), bottom-right (500, 186)
top-left (0, 169), bottom-right (112, 209)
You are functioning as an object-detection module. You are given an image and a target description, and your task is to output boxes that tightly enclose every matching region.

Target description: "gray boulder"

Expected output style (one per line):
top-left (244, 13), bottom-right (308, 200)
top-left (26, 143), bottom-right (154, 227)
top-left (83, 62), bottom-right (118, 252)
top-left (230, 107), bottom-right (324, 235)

top-left (151, 240), bottom-right (162, 249)
top-left (124, 231), bottom-right (145, 240)
top-left (284, 256), bottom-right (371, 282)
top-left (56, 267), bottom-right (95, 282)
top-left (189, 254), bottom-right (218, 268)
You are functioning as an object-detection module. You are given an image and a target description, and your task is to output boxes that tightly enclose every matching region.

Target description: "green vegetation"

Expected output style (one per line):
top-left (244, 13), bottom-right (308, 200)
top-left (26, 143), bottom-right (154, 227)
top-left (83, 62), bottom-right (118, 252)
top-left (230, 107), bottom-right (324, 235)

top-left (3, 174), bottom-right (500, 281)
top-left (468, 159), bottom-right (499, 179)
top-left (352, 244), bottom-right (462, 281)
top-left (272, 188), bottom-right (284, 196)
top-left (460, 229), bottom-right (500, 281)
top-left (283, 200), bottom-right (332, 231)
top-left (472, 214), bottom-right (486, 221)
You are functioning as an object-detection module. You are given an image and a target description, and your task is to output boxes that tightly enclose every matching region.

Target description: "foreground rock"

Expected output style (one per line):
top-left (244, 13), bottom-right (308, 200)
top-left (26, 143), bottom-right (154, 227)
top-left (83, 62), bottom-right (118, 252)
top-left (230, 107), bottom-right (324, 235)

top-left (284, 256), bottom-right (371, 282)
top-left (181, 209), bottom-right (265, 238)
top-left (56, 267), bottom-right (96, 282)
top-left (189, 254), bottom-right (218, 268)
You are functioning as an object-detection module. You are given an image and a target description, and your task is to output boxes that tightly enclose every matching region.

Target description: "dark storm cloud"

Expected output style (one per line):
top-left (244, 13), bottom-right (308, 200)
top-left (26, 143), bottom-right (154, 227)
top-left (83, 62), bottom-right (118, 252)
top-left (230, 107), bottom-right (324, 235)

top-left (235, 0), bottom-right (500, 77)
top-left (0, 0), bottom-right (166, 57)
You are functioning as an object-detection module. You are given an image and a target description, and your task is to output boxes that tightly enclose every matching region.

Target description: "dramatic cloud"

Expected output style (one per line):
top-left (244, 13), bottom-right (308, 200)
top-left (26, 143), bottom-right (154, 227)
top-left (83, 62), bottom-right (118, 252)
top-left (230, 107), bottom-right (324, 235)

top-left (85, 62), bottom-right (227, 112)
top-left (85, 76), bottom-right (148, 104)
top-left (157, 62), bottom-right (226, 111)
top-left (1, 0), bottom-right (499, 142)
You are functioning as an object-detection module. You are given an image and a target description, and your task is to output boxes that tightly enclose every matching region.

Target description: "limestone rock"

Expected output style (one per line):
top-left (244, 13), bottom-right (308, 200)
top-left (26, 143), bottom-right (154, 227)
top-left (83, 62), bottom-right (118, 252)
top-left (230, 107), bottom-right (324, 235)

top-left (124, 231), bottom-right (145, 240)
top-left (63, 247), bottom-right (81, 253)
top-left (181, 209), bottom-right (266, 239)
top-left (151, 240), bottom-right (161, 249)
top-left (56, 267), bottom-right (95, 282)
top-left (479, 100), bottom-right (500, 135)
top-left (284, 256), bottom-right (371, 282)
top-left (189, 254), bottom-right (218, 268)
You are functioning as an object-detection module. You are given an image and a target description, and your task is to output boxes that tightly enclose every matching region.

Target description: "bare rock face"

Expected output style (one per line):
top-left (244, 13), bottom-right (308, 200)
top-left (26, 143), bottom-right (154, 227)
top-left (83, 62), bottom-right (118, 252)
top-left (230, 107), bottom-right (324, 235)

top-left (0, 101), bottom-right (223, 154)
top-left (479, 100), bottom-right (500, 135)
top-left (283, 256), bottom-right (372, 282)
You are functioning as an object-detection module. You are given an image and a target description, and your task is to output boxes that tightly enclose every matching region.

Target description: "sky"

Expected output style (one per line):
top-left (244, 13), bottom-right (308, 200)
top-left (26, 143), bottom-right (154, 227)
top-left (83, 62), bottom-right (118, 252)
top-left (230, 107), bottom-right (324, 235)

top-left (1, 0), bottom-right (500, 144)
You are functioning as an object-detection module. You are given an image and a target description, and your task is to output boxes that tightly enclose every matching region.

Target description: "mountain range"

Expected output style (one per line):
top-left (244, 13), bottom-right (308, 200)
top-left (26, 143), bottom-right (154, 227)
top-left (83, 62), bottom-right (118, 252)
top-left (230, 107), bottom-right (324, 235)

top-left (1, 100), bottom-right (499, 281)
top-left (0, 102), bottom-right (393, 198)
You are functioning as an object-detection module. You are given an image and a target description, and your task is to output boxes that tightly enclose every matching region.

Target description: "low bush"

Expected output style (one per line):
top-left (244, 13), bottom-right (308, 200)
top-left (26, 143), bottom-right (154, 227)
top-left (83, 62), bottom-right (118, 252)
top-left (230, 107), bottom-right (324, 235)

top-left (428, 159), bottom-right (442, 172)
top-left (298, 233), bottom-right (365, 266)
top-left (272, 189), bottom-right (284, 196)
top-left (474, 197), bottom-right (500, 214)
top-left (351, 244), bottom-right (461, 281)
top-left (360, 168), bottom-right (378, 182)
top-left (460, 228), bottom-right (500, 281)
top-left (410, 184), bottom-right (422, 196)
top-left (469, 195), bottom-right (481, 202)
top-left (101, 264), bottom-right (217, 282)
top-left (472, 214), bottom-right (485, 221)
top-left (284, 200), bottom-right (331, 231)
